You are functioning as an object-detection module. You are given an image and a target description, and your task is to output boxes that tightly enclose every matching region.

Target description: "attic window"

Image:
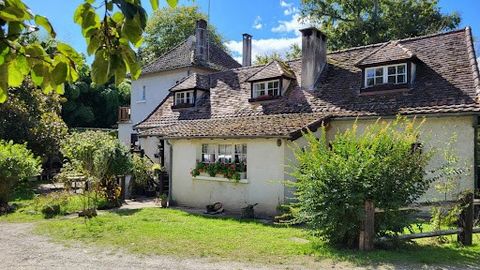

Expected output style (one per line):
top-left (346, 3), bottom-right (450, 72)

top-left (174, 91), bottom-right (194, 105)
top-left (365, 63), bottom-right (407, 88)
top-left (252, 80), bottom-right (280, 98)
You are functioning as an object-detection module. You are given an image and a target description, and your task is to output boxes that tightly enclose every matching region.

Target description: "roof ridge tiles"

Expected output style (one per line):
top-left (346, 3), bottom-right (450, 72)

top-left (464, 27), bottom-right (480, 99)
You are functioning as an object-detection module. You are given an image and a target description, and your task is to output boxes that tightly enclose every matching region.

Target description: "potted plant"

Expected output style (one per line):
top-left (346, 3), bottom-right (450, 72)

top-left (158, 193), bottom-right (168, 208)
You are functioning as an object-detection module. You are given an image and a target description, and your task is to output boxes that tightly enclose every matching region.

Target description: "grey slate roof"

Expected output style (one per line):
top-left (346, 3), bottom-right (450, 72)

top-left (355, 41), bottom-right (415, 66)
top-left (170, 73), bottom-right (210, 92)
top-left (247, 60), bottom-right (296, 82)
top-left (142, 36), bottom-right (241, 75)
top-left (136, 28), bottom-right (480, 139)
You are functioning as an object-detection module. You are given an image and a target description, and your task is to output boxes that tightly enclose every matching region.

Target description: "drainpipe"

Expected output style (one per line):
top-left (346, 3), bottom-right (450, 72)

top-left (166, 139), bottom-right (173, 205)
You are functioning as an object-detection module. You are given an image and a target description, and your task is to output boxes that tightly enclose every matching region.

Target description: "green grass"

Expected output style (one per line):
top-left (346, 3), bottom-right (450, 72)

top-left (34, 207), bottom-right (480, 266)
top-left (0, 182), bottom-right (107, 222)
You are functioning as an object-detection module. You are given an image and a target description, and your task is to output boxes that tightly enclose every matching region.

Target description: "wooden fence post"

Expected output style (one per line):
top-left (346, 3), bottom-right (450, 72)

top-left (359, 200), bottom-right (375, 251)
top-left (458, 192), bottom-right (474, 246)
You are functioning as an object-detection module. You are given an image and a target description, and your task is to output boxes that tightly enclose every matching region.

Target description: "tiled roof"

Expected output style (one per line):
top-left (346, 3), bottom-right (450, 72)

top-left (355, 41), bottom-right (415, 66)
top-left (136, 28), bottom-right (480, 139)
top-left (247, 60), bottom-right (296, 81)
top-left (170, 73), bottom-right (210, 92)
top-left (142, 36), bottom-right (241, 75)
top-left (141, 113), bottom-right (331, 139)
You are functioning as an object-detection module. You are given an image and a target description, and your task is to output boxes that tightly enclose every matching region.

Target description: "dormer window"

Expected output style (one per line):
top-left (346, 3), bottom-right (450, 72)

top-left (174, 90), bottom-right (194, 106)
top-left (364, 63), bottom-right (407, 88)
top-left (252, 80), bottom-right (280, 98)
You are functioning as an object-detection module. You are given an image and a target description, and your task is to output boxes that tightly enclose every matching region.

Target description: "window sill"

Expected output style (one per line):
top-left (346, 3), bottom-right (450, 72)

top-left (171, 103), bottom-right (195, 110)
top-left (193, 175), bottom-right (249, 184)
top-left (136, 100), bottom-right (146, 104)
top-left (360, 84), bottom-right (411, 95)
top-left (248, 95), bottom-right (281, 102)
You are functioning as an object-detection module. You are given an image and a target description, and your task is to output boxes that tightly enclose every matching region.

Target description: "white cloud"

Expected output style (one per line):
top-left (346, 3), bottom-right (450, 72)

top-left (280, 0), bottom-right (297, 16)
top-left (225, 36), bottom-right (301, 63)
top-left (280, 0), bottom-right (293, 8)
top-left (252, 16), bottom-right (263, 30)
top-left (271, 13), bottom-right (308, 35)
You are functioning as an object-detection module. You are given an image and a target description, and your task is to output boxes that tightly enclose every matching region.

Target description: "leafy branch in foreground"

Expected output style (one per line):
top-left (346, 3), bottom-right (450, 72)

top-left (0, 0), bottom-right (178, 103)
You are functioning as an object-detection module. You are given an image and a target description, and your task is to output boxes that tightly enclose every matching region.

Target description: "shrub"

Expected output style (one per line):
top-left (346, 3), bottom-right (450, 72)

top-left (289, 117), bottom-right (433, 248)
top-left (131, 154), bottom-right (162, 194)
top-left (0, 140), bottom-right (41, 212)
top-left (61, 131), bottom-right (132, 207)
top-left (33, 191), bottom-right (108, 217)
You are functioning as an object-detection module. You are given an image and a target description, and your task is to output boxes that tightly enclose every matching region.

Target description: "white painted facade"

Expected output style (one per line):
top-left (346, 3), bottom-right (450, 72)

top-left (118, 67), bottom-right (210, 150)
top-left (162, 115), bottom-right (475, 216)
top-left (169, 138), bottom-right (287, 216)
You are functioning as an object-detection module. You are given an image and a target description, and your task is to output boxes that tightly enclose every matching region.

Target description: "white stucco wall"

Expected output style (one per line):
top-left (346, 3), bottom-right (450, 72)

top-left (118, 122), bottom-right (133, 147)
top-left (170, 138), bottom-right (287, 216)
top-left (118, 67), bottom-right (212, 147)
top-left (286, 115), bottom-right (475, 202)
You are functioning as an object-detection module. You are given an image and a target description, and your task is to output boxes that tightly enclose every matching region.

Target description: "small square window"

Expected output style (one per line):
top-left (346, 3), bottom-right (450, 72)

top-left (364, 63), bottom-right (407, 88)
top-left (253, 80), bottom-right (281, 98)
top-left (174, 91), bottom-right (194, 106)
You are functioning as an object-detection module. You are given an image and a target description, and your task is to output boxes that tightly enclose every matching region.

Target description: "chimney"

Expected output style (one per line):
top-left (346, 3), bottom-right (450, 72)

top-left (242, 33), bottom-right (252, 67)
top-left (300, 27), bottom-right (327, 90)
top-left (195, 19), bottom-right (208, 62)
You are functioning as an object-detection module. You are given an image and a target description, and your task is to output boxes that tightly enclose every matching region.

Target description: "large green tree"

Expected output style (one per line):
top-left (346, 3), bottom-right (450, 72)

top-left (62, 64), bottom-right (130, 128)
top-left (300, 0), bottom-right (461, 50)
top-left (0, 79), bottom-right (68, 162)
top-left (254, 44), bottom-right (301, 65)
top-left (139, 6), bottom-right (225, 64)
top-left (0, 0), bottom-right (178, 103)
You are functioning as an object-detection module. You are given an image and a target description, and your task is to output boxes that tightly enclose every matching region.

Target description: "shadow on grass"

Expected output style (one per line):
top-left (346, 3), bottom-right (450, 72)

top-left (108, 208), bottom-right (143, 216)
top-left (311, 240), bottom-right (480, 268)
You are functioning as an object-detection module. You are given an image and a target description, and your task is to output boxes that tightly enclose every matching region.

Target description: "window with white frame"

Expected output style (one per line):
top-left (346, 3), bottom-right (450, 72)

top-left (252, 80), bottom-right (280, 98)
top-left (365, 63), bottom-right (407, 88)
top-left (174, 91), bottom-right (194, 105)
top-left (201, 144), bottom-right (216, 163)
top-left (201, 143), bottom-right (247, 165)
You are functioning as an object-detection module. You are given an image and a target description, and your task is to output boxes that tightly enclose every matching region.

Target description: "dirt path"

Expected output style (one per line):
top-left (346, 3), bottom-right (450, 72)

top-left (0, 222), bottom-right (476, 270)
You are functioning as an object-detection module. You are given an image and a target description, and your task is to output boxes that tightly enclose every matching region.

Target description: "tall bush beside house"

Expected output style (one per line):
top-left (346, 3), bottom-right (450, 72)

top-left (61, 131), bottom-right (132, 208)
top-left (0, 140), bottom-right (41, 213)
top-left (289, 117), bottom-right (433, 248)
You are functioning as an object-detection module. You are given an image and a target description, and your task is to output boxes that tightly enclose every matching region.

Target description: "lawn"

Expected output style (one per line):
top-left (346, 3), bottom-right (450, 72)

top-left (33, 207), bottom-right (480, 267)
top-left (2, 182), bottom-right (479, 267)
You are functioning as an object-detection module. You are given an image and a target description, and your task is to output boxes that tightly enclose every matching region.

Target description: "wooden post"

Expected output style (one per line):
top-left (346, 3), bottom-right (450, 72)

top-left (359, 200), bottom-right (375, 251)
top-left (119, 176), bottom-right (126, 202)
top-left (458, 192), bottom-right (474, 246)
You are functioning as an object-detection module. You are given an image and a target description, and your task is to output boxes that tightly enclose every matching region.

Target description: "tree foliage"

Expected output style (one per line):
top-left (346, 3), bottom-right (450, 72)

top-left (0, 140), bottom-right (41, 207)
top-left (254, 44), bottom-right (301, 65)
top-left (300, 0), bottom-right (461, 50)
top-left (289, 117), bottom-right (433, 248)
top-left (0, 0), bottom-right (177, 102)
top-left (0, 79), bottom-right (68, 161)
top-left (62, 63), bottom-right (130, 128)
top-left (61, 131), bottom-right (132, 206)
top-left (139, 6), bottom-right (225, 64)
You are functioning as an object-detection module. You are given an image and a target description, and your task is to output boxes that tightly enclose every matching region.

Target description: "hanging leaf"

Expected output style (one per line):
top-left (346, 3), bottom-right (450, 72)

top-left (34, 15), bottom-right (56, 38)
top-left (150, 0), bottom-right (159, 10)
top-left (7, 60), bottom-right (23, 87)
top-left (0, 64), bottom-right (7, 103)
top-left (52, 61), bottom-right (68, 85)
top-left (166, 0), bottom-right (178, 8)
top-left (91, 49), bottom-right (110, 85)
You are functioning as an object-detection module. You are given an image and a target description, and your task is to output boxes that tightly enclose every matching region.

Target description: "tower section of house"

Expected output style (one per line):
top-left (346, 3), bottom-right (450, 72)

top-left (117, 19), bottom-right (241, 159)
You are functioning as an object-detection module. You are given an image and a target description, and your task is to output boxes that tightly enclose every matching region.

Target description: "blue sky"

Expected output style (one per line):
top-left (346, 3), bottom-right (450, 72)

top-left (24, 0), bottom-right (480, 63)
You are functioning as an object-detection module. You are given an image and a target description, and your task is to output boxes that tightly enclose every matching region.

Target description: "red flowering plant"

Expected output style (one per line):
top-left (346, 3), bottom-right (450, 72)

top-left (191, 160), bottom-right (245, 181)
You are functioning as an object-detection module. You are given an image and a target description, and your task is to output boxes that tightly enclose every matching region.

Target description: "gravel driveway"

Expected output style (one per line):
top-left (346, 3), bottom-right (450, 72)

top-left (0, 222), bottom-right (476, 270)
